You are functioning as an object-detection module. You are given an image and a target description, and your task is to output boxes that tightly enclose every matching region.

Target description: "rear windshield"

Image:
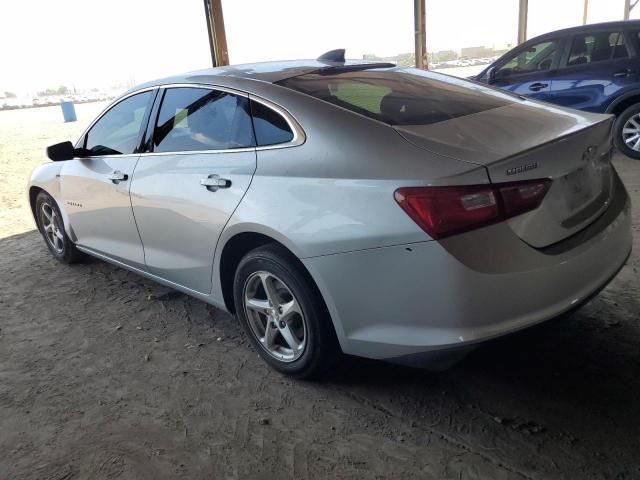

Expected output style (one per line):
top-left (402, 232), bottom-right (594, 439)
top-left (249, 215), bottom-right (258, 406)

top-left (277, 68), bottom-right (511, 126)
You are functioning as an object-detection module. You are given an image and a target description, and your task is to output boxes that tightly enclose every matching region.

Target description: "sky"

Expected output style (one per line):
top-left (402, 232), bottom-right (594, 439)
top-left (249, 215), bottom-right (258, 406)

top-left (1, 0), bottom-right (635, 96)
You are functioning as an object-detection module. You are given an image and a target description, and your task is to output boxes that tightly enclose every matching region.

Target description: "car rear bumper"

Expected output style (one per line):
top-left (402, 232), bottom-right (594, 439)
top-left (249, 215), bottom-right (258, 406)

top-left (302, 171), bottom-right (632, 363)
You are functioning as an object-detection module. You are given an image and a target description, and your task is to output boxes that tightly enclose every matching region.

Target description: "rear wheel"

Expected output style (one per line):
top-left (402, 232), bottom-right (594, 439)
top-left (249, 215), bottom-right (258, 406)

top-left (614, 103), bottom-right (640, 159)
top-left (35, 191), bottom-right (84, 264)
top-left (233, 244), bottom-right (339, 379)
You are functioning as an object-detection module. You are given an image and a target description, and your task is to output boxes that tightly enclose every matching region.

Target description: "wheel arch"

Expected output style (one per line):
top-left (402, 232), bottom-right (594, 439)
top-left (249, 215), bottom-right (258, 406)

top-left (218, 230), bottom-right (306, 314)
top-left (606, 91), bottom-right (640, 116)
top-left (28, 183), bottom-right (77, 242)
top-left (217, 229), bottom-right (345, 352)
top-left (29, 185), bottom-right (45, 224)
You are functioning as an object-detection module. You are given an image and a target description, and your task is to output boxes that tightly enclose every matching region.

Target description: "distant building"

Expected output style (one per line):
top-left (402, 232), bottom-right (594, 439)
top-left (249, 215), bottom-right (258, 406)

top-left (460, 46), bottom-right (494, 59)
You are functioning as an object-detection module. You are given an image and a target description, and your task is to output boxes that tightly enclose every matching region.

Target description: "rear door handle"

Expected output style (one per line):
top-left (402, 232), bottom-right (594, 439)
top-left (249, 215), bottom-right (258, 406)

top-left (200, 174), bottom-right (232, 192)
top-left (107, 170), bottom-right (128, 183)
top-left (529, 82), bottom-right (548, 92)
top-left (614, 69), bottom-right (632, 77)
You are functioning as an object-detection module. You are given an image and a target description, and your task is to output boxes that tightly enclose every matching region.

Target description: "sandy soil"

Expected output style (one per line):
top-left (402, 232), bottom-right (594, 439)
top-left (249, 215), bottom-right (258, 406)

top-left (0, 105), bottom-right (639, 479)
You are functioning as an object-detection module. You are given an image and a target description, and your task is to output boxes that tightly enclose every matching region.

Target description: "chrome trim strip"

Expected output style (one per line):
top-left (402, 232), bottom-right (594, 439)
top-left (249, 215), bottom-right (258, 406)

top-left (159, 82), bottom-right (249, 97)
top-left (249, 94), bottom-right (307, 150)
top-left (73, 83), bottom-right (307, 159)
top-left (74, 86), bottom-right (159, 148)
top-left (138, 147), bottom-right (256, 157)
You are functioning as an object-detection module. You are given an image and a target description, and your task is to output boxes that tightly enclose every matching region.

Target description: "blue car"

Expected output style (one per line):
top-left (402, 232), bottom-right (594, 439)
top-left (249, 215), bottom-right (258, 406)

top-left (474, 20), bottom-right (640, 159)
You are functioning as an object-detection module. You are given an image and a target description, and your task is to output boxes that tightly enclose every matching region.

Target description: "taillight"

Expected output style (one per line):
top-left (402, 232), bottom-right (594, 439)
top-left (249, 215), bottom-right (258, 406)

top-left (394, 179), bottom-right (551, 239)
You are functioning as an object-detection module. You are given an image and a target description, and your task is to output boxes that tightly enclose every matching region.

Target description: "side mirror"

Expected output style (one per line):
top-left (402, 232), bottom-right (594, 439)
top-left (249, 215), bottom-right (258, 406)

top-left (486, 67), bottom-right (496, 84)
top-left (46, 141), bottom-right (86, 161)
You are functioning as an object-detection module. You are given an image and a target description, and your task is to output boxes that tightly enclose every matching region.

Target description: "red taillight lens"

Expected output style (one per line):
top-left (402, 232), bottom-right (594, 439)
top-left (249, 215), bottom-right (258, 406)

top-left (394, 179), bottom-right (551, 239)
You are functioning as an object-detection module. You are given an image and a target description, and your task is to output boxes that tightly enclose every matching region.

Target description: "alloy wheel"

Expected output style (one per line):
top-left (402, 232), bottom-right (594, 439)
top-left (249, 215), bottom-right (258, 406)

top-left (41, 202), bottom-right (64, 254)
top-left (243, 271), bottom-right (307, 362)
top-left (622, 114), bottom-right (640, 152)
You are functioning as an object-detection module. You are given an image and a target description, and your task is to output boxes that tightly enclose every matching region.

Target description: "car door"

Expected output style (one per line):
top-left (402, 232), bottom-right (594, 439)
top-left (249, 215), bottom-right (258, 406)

top-left (60, 89), bottom-right (156, 268)
top-left (129, 86), bottom-right (256, 294)
top-left (488, 38), bottom-right (563, 101)
top-left (547, 29), bottom-right (638, 113)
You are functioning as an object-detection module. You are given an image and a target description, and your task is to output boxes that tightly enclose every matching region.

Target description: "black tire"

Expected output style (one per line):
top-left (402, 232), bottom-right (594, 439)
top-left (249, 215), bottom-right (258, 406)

top-left (613, 103), bottom-right (640, 159)
top-left (233, 243), bottom-right (339, 379)
top-left (34, 191), bottom-right (84, 264)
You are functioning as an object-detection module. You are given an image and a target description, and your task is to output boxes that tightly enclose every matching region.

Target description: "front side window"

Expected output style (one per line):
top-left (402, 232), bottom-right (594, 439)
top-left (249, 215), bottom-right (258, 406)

top-left (85, 91), bottom-right (152, 155)
top-left (250, 100), bottom-right (294, 146)
top-left (568, 31), bottom-right (629, 66)
top-left (153, 87), bottom-right (254, 153)
top-left (495, 40), bottom-right (558, 79)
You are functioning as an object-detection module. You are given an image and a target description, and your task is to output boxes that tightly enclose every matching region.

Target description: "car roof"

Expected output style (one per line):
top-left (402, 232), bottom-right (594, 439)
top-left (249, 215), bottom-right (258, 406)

top-left (132, 59), bottom-right (395, 91)
top-left (527, 19), bottom-right (640, 42)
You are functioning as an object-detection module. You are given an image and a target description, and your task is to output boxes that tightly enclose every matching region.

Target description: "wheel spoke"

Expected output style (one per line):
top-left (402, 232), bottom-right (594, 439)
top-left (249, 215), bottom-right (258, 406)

top-left (260, 273), bottom-right (281, 308)
top-left (279, 298), bottom-right (301, 321)
top-left (625, 134), bottom-right (640, 146)
top-left (44, 223), bottom-right (53, 233)
top-left (246, 297), bottom-right (270, 314)
top-left (263, 323), bottom-right (277, 349)
top-left (279, 324), bottom-right (302, 351)
top-left (633, 136), bottom-right (640, 152)
top-left (629, 117), bottom-right (640, 130)
top-left (42, 206), bottom-right (53, 223)
top-left (623, 127), bottom-right (639, 135)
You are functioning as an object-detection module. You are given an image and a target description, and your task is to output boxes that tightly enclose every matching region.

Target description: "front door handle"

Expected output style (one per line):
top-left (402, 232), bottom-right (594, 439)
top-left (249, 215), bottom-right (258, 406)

top-left (529, 82), bottom-right (548, 92)
top-left (107, 170), bottom-right (128, 183)
top-left (200, 174), bottom-right (232, 192)
top-left (614, 69), bottom-right (632, 78)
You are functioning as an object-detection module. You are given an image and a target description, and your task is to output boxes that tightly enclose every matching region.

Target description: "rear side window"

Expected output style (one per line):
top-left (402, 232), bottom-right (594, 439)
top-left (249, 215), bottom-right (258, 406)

top-left (153, 87), bottom-right (254, 153)
top-left (85, 91), bottom-right (152, 155)
top-left (568, 31), bottom-right (629, 66)
top-left (250, 100), bottom-right (294, 146)
top-left (277, 69), bottom-right (510, 126)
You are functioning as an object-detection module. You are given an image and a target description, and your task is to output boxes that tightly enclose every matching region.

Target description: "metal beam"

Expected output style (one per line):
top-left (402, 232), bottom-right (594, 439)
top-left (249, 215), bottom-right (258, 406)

top-left (583, 0), bottom-right (588, 24)
top-left (518, 0), bottom-right (528, 44)
top-left (204, 0), bottom-right (229, 67)
top-left (624, 0), bottom-right (631, 20)
top-left (414, 0), bottom-right (427, 69)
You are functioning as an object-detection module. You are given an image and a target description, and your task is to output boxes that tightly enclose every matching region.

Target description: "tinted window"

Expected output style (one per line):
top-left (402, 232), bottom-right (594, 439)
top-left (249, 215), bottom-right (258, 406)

top-left (496, 40), bottom-right (558, 78)
top-left (250, 100), bottom-right (294, 145)
top-left (277, 69), bottom-right (510, 126)
top-left (568, 32), bottom-right (629, 66)
top-left (85, 91), bottom-right (151, 155)
top-left (153, 88), bottom-right (254, 153)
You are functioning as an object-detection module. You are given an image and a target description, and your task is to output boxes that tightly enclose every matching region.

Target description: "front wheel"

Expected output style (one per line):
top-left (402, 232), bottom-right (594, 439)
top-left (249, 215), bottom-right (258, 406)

top-left (614, 103), bottom-right (640, 159)
top-left (233, 244), bottom-right (339, 379)
top-left (34, 191), bottom-right (84, 264)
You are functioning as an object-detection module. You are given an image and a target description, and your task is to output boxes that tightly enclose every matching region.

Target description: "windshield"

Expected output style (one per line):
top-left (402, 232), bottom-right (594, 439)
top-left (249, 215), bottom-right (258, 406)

top-left (277, 68), bottom-right (512, 126)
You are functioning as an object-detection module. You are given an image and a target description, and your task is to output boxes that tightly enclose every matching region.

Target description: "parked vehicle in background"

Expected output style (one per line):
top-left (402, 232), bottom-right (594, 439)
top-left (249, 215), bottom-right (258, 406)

top-left (474, 21), bottom-right (640, 159)
top-left (28, 53), bottom-right (631, 378)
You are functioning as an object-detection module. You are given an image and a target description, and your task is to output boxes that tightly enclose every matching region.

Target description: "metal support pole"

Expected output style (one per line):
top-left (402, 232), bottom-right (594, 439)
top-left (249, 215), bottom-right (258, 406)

top-left (583, 0), bottom-right (589, 24)
top-left (518, 0), bottom-right (528, 44)
top-left (203, 0), bottom-right (229, 67)
top-left (414, 0), bottom-right (427, 69)
top-left (624, 0), bottom-right (631, 20)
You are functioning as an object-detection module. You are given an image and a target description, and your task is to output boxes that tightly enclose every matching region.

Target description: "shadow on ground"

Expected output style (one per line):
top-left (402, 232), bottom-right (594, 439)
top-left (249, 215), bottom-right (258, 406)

top-left (1, 225), bottom-right (638, 480)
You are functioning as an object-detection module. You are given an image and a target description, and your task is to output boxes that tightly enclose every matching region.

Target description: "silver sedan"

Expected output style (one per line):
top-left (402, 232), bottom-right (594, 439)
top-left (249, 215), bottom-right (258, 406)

top-left (28, 53), bottom-right (632, 378)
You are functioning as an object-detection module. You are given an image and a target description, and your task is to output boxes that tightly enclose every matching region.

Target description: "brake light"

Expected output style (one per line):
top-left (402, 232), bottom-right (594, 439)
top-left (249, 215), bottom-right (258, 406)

top-left (394, 179), bottom-right (551, 239)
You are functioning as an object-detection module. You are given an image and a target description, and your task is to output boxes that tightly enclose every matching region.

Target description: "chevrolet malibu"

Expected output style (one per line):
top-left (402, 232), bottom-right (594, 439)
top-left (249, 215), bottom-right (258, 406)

top-left (28, 52), bottom-right (632, 378)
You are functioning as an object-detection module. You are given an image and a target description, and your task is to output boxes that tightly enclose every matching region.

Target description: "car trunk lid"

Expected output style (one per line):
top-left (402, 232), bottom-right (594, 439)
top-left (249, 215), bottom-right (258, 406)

top-left (395, 102), bottom-right (615, 248)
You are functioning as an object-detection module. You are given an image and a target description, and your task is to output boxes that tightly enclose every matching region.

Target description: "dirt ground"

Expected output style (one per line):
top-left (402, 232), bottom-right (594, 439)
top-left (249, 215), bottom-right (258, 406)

top-left (1, 104), bottom-right (639, 480)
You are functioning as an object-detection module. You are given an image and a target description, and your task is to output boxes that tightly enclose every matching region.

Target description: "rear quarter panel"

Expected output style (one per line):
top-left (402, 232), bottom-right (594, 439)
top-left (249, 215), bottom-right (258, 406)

top-left (211, 84), bottom-right (489, 304)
